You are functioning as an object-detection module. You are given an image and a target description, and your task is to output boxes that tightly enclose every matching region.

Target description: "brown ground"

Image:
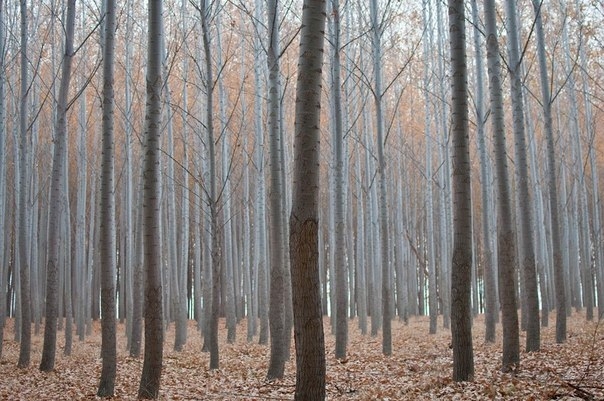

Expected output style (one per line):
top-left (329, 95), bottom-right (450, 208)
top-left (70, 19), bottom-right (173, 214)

top-left (0, 311), bottom-right (602, 400)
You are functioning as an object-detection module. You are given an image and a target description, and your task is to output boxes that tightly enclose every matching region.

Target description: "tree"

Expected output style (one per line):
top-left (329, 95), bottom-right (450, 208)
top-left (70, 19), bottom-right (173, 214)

top-left (289, 0), bottom-right (327, 398)
top-left (197, 0), bottom-right (221, 370)
top-left (138, 0), bottom-right (164, 397)
top-left (97, 0), bottom-right (117, 395)
top-left (40, 0), bottom-right (77, 372)
top-left (369, 0), bottom-right (392, 356)
top-left (470, 0), bottom-right (497, 344)
top-left (485, 0), bottom-right (520, 372)
top-left (531, 0), bottom-right (566, 343)
top-left (16, 0), bottom-right (31, 369)
top-left (422, 0), bottom-right (438, 336)
top-left (504, 0), bottom-right (540, 353)
top-left (266, 0), bottom-right (287, 380)
top-left (329, 0), bottom-right (348, 360)
top-left (449, 0), bottom-right (474, 382)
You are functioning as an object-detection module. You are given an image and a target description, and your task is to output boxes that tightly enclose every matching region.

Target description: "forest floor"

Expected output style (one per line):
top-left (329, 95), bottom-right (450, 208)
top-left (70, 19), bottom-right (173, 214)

top-left (0, 311), bottom-right (602, 400)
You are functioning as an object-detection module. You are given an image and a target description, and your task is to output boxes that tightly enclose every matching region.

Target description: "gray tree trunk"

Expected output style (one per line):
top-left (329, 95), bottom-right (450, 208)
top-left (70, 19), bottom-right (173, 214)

top-left (329, 0), bottom-right (348, 360)
top-left (17, 0), bottom-right (31, 369)
top-left (531, 0), bottom-right (566, 343)
top-left (369, 0), bottom-right (392, 356)
top-left (176, 0), bottom-right (190, 349)
top-left (40, 0), bottom-right (76, 371)
top-left (486, 0), bottom-right (520, 372)
top-left (198, 0), bottom-right (221, 370)
top-left (97, 0), bottom-right (117, 394)
top-left (471, 0), bottom-right (496, 343)
top-left (75, 24), bottom-right (88, 342)
top-left (266, 0), bottom-right (287, 380)
top-left (504, 0), bottom-right (539, 353)
top-left (422, 0), bottom-right (438, 335)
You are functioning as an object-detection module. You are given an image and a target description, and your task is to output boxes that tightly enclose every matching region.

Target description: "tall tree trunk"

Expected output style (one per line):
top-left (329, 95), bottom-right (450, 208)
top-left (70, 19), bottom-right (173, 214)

top-left (252, 0), bottom-right (268, 346)
top-left (330, 0), bottom-right (348, 360)
top-left (97, 0), bottom-right (117, 394)
top-left (485, 0), bottom-right (520, 372)
top-left (138, 0), bottom-right (164, 397)
top-left (266, 0), bottom-right (287, 380)
top-left (503, 0), bottom-right (540, 353)
top-left (369, 0), bottom-right (392, 356)
top-left (40, 0), bottom-right (76, 372)
top-left (449, 0), bottom-right (474, 382)
top-left (531, 0), bottom-right (566, 343)
top-left (176, 0), bottom-right (190, 350)
top-left (75, 18), bottom-right (88, 341)
top-left (17, 0), bottom-right (31, 369)
top-left (471, 0), bottom-right (496, 343)
top-left (198, 0), bottom-right (221, 370)
top-left (422, 0), bottom-right (438, 335)
top-left (290, 0), bottom-right (327, 398)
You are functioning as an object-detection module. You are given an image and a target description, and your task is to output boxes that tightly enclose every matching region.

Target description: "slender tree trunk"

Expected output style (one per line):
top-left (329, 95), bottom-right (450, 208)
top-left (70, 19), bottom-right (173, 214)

top-left (290, 0), bottom-right (327, 398)
top-left (75, 23), bottom-right (88, 341)
top-left (330, 0), bottom-right (348, 360)
top-left (176, 0), bottom-right (190, 349)
top-left (422, 0), bottom-right (438, 335)
top-left (198, 0), bottom-right (221, 370)
top-left (266, 0), bottom-right (287, 380)
top-left (355, 149), bottom-right (367, 335)
top-left (531, 0), bottom-right (566, 343)
top-left (62, 165), bottom-right (73, 356)
top-left (471, 0), bottom-right (496, 343)
top-left (503, 0), bottom-right (540, 354)
top-left (40, 0), bottom-right (76, 372)
top-left (369, 0), bottom-right (391, 356)
top-left (17, 0), bottom-right (31, 369)
top-left (449, 0), bottom-right (474, 382)
top-left (485, 0), bottom-right (520, 372)
top-left (138, 0), bottom-right (164, 397)
top-left (97, 0), bottom-right (117, 394)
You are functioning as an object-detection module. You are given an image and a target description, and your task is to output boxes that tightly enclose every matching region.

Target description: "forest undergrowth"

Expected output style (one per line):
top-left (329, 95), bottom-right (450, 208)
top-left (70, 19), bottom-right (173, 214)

top-left (0, 311), bottom-right (602, 400)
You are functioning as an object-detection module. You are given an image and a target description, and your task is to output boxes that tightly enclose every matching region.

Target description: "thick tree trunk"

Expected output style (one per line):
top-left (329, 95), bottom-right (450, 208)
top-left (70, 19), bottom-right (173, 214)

top-left (138, 0), bottom-right (164, 397)
top-left (449, 0), bottom-right (474, 382)
top-left (290, 0), bottom-right (327, 398)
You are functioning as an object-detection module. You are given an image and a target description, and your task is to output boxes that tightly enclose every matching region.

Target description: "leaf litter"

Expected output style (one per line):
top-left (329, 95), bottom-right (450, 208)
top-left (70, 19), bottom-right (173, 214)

top-left (0, 312), bottom-right (602, 400)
